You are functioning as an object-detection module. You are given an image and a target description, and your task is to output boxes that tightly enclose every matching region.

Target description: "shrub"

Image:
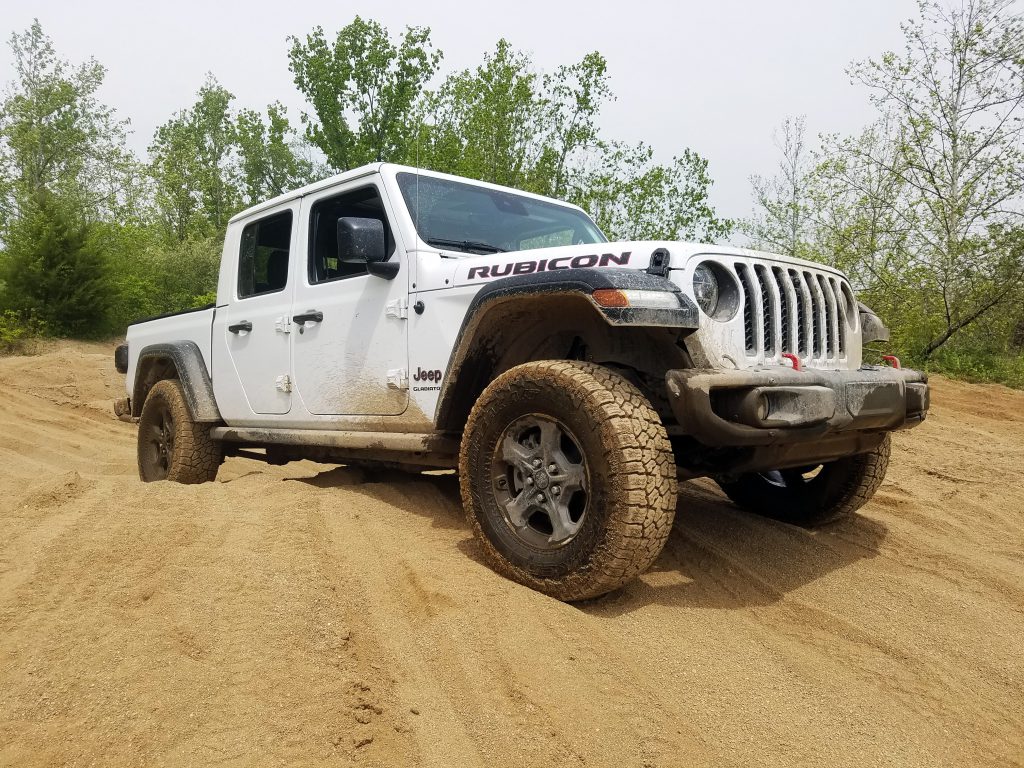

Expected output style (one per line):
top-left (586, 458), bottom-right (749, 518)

top-left (1, 194), bottom-right (115, 338)
top-left (0, 310), bottom-right (45, 355)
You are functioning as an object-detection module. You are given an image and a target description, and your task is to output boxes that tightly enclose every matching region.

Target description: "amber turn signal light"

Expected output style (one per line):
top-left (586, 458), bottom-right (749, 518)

top-left (592, 289), bottom-right (630, 308)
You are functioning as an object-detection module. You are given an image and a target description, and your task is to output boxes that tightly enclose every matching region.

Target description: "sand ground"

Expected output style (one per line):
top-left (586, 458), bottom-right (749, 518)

top-left (0, 341), bottom-right (1021, 767)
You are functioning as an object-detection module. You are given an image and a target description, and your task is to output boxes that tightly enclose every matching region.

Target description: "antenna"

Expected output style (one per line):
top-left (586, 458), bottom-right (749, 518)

top-left (415, 114), bottom-right (421, 236)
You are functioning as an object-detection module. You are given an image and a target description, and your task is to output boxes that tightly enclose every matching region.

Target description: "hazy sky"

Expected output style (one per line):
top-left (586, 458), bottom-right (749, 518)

top-left (1, 0), bottom-right (921, 224)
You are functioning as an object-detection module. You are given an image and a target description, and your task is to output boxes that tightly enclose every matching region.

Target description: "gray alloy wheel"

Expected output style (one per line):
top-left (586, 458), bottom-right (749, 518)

top-left (490, 415), bottom-right (590, 549)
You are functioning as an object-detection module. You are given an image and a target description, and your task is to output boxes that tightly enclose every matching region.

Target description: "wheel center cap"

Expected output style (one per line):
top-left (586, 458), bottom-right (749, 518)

top-left (532, 469), bottom-right (550, 490)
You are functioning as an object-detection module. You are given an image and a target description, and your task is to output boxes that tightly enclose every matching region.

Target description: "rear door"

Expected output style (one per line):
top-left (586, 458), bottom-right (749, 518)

top-left (291, 181), bottom-right (409, 416)
top-left (214, 204), bottom-right (297, 416)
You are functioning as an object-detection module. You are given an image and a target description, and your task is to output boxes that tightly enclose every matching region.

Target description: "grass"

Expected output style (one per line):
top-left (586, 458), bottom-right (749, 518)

top-left (924, 349), bottom-right (1024, 390)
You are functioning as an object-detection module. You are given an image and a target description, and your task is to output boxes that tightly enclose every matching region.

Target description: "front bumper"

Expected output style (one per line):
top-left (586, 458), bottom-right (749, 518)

top-left (666, 365), bottom-right (929, 448)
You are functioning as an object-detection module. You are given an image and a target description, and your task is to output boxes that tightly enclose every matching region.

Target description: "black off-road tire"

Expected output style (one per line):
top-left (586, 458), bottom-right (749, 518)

top-left (459, 361), bottom-right (678, 601)
top-left (138, 379), bottom-right (221, 484)
top-left (716, 435), bottom-right (891, 527)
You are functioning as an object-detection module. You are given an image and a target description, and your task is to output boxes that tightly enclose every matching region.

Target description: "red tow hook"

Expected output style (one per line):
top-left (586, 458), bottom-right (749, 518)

top-left (781, 353), bottom-right (801, 371)
top-left (882, 355), bottom-right (902, 369)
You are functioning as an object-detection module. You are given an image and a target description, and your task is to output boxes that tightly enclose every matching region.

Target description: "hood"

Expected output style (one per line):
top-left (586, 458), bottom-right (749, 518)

top-left (450, 240), bottom-right (677, 287)
top-left (448, 240), bottom-right (845, 288)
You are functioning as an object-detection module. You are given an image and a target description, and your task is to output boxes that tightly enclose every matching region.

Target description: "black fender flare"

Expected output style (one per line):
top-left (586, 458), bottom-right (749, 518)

top-left (132, 341), bottom-right (222, 422)
top-left (434, 268), bottom-right (699, 429)
top-left (462, 267), bottom-right (698, 329)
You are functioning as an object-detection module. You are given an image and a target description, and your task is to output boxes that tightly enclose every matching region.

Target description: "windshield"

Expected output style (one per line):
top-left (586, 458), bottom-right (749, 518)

top-left (396, 172), bottom-right (606, 255)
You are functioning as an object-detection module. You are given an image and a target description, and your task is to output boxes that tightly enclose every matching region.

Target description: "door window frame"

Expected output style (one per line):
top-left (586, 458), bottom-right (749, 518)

top-left (236, 209), bottom-right (295, 301)
top-left (306, 182), bottom-right (401, 286)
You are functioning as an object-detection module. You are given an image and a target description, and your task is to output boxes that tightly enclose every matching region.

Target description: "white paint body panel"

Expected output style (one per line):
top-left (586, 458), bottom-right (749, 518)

top-left (290, 178), bottom-right (410, 417)
top-left (124, 163), bottom-right (865, 436)
top-left (124, 308), bottom-right (215, 396)
top-left (212, 198), bottom-right (300, 418)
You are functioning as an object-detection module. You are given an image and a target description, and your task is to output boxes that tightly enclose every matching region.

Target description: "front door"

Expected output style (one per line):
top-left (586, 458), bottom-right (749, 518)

top-left (291, 182), bottom-right (409, 416)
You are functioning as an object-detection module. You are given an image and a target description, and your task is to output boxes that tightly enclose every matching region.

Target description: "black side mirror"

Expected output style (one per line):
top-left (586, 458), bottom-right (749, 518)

top-left (337, 217), bottom-right (398, 279)
top-left (858, 301), bottom-right (890, 343)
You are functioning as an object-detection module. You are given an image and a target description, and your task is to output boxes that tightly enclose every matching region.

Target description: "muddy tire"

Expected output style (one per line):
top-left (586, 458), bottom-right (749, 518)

top-left (137, 379), bottom-right (221, 484)
top-left (716, 435), bottom-right (891, 527)
top-left (459, 361), bottom-right (678, 601)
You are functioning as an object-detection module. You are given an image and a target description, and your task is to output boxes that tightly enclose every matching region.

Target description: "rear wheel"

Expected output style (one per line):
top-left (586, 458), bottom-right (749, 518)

top-left (716, 435), bottom-right (891, 527)
top-left (138, 379), bottom-right (221, 484)
top-left (460, 361), bottom-right (677, 601)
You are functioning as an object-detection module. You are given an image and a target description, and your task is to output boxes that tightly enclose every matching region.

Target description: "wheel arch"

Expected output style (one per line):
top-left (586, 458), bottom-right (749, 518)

top-left (435, 269), bottom-right (699, 433)
top-left (131, 341), bottom-right (221, 423)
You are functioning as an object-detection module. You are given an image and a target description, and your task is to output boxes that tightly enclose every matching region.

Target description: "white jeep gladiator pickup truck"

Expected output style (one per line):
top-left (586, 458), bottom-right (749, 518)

top-left (114, 163), bottom-right (929, 600)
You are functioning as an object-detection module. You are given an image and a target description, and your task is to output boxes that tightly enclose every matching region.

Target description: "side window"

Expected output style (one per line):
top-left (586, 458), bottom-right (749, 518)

top-left (238, 210), bottom-right (293, 299)
top-left (308, 185), bottom-right (396, 283)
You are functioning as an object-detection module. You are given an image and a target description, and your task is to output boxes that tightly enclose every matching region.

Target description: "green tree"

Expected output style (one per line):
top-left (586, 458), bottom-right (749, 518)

top-left (288, 17), bottom-right (441, 170)
top-left (743, 116), bottom-right (814, 258)
top-left (0, 19), bottom-right (136, 231)
top-left (420, 40), bottom-right (729, 241)
top-left (1, 192), bottom-right (113, 337)
top-left (149, 75), bottom-right (240, 241)
top-left (847, 0), bottom-right (1024, 358)
top-left (575, 142), bottom-right (732, 242)
top-left (534, 52), bottom-right (613, 199)
top-left (0, 19), bottom-right (139, 340)
top-left (809, 121), bottom-right (926, 352)
top-left (101, 225), bottom-right (222, 332)
top-left (424, 40), bottom-right (543, 189)
top-left (234, 102), bottom-right (315, 204)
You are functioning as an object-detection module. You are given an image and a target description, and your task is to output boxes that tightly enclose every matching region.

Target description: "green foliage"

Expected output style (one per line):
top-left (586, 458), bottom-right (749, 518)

top-left (0, 309), bottom-right (45, 355)
top-left (148, 77), bottom-right (315, 244)
top-left (148, 75), bottom-right (241, 240)
top-left (101, 227), bottom-right (221, 331)
top-left (574, 143), bottom-right (732, 242)
top-left (746, 1), bottom-right (1024, 384)
top-left (926, 349), bottom-right (1024, 389)
top-left (235, 102), bottom-right (314, 201)
top-left (846, 0), bottom-right (1024, 360)
top-left (1, 192), bottom-right (113, 337)
top-left (536, 52), bottom-right (612, 200)
top-left (420, 40), bottom-right (729, 242)
top-left (288, 17), bottom-right (442, 169)
top-left (0, 19), bottom-right (139, 232)
top-left (288, 25), bottom-right (730, 243)
top-left (423, 40), bottom-right (544, 189)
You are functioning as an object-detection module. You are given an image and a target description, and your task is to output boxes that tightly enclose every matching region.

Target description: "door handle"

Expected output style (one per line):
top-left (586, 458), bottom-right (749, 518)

top-left (293, 310), bottom-right (324, 324)
top-left (228, 320), bottom-right (252, 334)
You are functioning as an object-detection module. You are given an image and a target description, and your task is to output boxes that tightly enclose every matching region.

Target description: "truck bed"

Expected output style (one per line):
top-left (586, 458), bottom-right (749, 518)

top-left (124, 306), bottom-right (217, 399)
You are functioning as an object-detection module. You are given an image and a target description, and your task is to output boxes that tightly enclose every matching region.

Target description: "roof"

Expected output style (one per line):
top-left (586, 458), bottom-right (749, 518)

top-left (227, 163), bottom-right (591, 224)
top-left (228, 162), bottom-right (384, 223)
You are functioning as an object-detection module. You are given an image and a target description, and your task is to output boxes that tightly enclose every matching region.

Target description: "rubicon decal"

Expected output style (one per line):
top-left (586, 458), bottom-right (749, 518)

top-left (467, 252), bottom-right (632, 280)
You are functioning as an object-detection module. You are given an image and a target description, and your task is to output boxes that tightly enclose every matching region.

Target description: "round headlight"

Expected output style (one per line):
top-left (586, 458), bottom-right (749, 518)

top-left (693, 263), bottom-right (720, 315)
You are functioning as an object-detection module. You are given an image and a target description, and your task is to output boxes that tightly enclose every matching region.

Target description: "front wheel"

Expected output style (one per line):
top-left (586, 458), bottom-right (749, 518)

top-left (138, 379), bottom-right (221, 484)
top-left (459, 361), bottom-right (678, 601)
top-left (716, 435), bottom-right (891, 527)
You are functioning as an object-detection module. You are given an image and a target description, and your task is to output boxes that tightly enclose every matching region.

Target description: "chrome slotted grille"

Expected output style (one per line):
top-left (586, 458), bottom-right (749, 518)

top-left (736, 261), bottom-right (853, 365)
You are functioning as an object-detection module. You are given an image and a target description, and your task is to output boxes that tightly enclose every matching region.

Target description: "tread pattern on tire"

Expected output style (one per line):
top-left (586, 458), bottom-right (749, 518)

top-left (459, 360), bottom-right (678, 601)
top-left (718, 434), bottom-right (891, 527)
top-left (139, 379), bottom-right (221, 484)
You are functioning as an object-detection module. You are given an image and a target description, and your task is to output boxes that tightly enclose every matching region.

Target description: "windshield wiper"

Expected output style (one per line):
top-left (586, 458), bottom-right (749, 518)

top-left (425, 237), bottom-right (506, 254)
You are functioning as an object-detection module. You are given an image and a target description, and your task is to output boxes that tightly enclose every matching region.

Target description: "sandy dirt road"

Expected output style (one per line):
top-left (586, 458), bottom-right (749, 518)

top-left (0, 341), bottom-right (1021, 767)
